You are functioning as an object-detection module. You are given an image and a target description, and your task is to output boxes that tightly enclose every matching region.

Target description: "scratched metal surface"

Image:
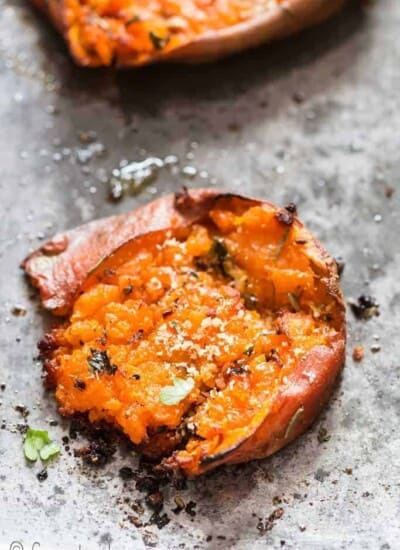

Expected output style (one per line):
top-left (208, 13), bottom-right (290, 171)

top-left (0, 1), bottom-right (399, 549)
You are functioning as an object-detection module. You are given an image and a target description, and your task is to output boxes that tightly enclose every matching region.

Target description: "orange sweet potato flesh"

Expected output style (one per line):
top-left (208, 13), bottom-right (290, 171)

top-left (30, 0), bottom-right (346, 67)
top-left (24, 190), bottom-right (345, 476)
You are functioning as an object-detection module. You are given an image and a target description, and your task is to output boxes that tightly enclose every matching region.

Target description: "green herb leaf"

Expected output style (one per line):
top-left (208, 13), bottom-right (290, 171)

top-left (24, 429), bottom-right (59, 462)
top-left (39, 441), bottom-right (60, 461)
top-left (159, 377), bottom-right (195, 406)
top-left (88, 349), bottom-right (117, 376)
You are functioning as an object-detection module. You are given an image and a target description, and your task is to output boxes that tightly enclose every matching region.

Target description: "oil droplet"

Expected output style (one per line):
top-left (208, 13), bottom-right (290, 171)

top-left (109, 157), bottom-right (164, 201)
top-left (181, 166), bottom-right (197, 178)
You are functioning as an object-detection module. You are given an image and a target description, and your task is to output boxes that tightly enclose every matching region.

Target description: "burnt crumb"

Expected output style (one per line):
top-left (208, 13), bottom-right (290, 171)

top-left (217, 535), bottom-right (226, 540)
top-left (15, 404), bottom-right (29, 419)
top-left (37, 469), bottom-right (48, 482)
top-left (38, 332), bottom-right (58, 355)
top-left (226, 364), bottom-right (249, 376)
top-left (135, 472), bottom-right (161, 494)
top-left (123, 285), bottom-right (133, 295)
top-left (62, 436), bottom-right (69, 445)
top-left (11, 305), bottom-right (27, 317)
top-left (352, 346), bottom-right (364, 362)
top-left (131, 374), bottom-right (141, 380)
top-left (370, 343), bottom-right (381, 353)
top-left (275, 203), bottom-right (297, 226)
top-left (71, 420), bottom-right (118, 466)
top-left (74, 379), bottom-right (87, 391)
top-left (317, 427), bottom-right (331, 444)
top-left (265, 349), bottom-right (282, 367)
top-left (148, 511), bottom-right (170, 530)
top-left (185, 501), bottom-right (197, 517)
top-left (335, 256), bottom-right (345, 278)
top-left (48, 419), bottom-right (58, 426)
top-left (385, 186), bottom-right (394, 198)
top-left (119, 466), bottom-right (135, 480)
top-left (349, 295), bottom-right (380, 320)
top-left (127, 515), bottom-right (143, 528)
top-left (145, 491), bottom-right (164, 513)
top-left (162, 309), bottom-right (173, 318)
top-left (172, 496), bottom-right (185, 514)
top-left (343, 467), bottom-right (353, 475)
top-left (206, 535), bottom-right (213, 542)
top-left (16, 423), bottom-right (29, 435)
top-left (299, 525), bottom-right (306, 532)
top-left (0, 384), bottom-right (5, 391)
top-left (262, 508), bottom-right (284, 532)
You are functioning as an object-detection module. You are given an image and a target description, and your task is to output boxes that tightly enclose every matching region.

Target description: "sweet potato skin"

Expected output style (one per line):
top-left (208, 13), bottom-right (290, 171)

top-left (31, 0), bottom-right (346, 67)
top-left (24, 189), bottom-right (346, 476)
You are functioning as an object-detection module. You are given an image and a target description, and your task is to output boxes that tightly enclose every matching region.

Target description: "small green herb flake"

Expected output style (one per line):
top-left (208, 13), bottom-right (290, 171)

top-left (288, 292), bottom-right (300, 312)
top-left (159, 377), bottom-right (195, 406)
top-left (24, 429), bottom-right (59, 462)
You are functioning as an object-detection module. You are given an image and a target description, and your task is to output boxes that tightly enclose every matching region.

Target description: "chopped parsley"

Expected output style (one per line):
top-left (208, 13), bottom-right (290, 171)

top-left (24, 428), bottom-right (60, 462)
top-left (87, 349), bottom-right (117, 376)
top-left (159, 377), bottom-right (194, 406)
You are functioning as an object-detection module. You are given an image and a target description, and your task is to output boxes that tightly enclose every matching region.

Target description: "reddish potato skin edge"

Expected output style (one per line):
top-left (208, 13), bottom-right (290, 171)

top-left (21, 189), bottom-right (224, 315)
top-left (24, 188), bottom-right (346, 476)
top-left (30, 0), bottom-right (346, 67)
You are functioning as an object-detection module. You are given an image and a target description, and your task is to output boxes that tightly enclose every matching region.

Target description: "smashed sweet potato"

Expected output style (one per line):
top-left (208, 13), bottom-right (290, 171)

top-left (31, 0), bottom-right (346, 67)
top-left (24, 190), bottom-right (345, 476)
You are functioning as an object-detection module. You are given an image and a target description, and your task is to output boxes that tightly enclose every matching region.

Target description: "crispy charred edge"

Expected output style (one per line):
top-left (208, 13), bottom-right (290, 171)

top-left (30, 0), bottom-right (346, 67)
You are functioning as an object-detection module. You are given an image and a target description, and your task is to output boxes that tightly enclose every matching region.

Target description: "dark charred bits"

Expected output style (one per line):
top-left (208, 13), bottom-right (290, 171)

top-left (119, 466), bottom-right (135, 480)
top-left (226, 364), bottom-right (249, 376)
top-left (194, 237), bottom-right (231, 278)
top-left (15, 404), bottom-right (29, 419)
top-left (265, 349), bottom-right (282, 367)
top-left (335, 256), bottom-right (345, 278)
top-left (349, 295), bottom-right (380, 320)
top-left (257, 508), bottom-right (284, 533)
top-left (145, 491), bottom-right (164, 513)
top-left (74, 379), bottom-right (86, 391)
top-left (87, 349), bottom-right (117, 376)
top-left (123, 285), bottom-right (133, 295)
top-left (149, 511), bottom-right (170, 529)
top-left (0, 384), bottom-right (6, 391)
top-left (37, 469), bottom-right (48, 482)
top-left (185, 501), bottom-right (197, 517)
top-left (275, 203), bottom-right (297, 226)
top-left (11, 305), bottom-right (27, 317)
